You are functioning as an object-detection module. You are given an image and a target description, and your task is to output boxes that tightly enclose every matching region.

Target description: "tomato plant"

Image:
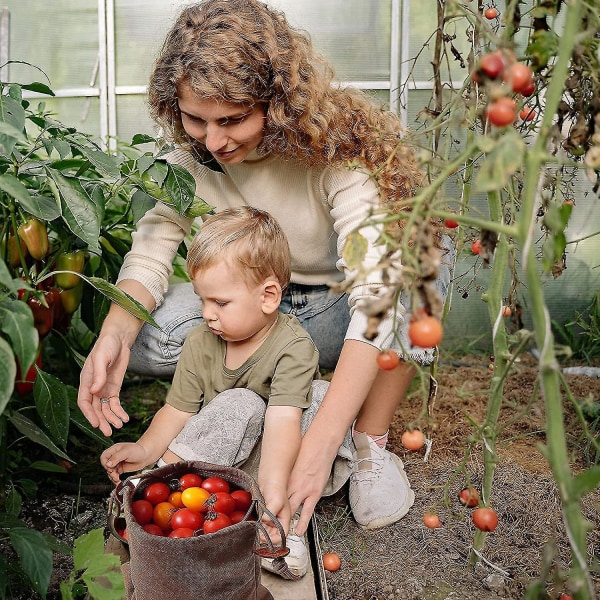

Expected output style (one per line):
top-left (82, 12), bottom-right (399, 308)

top-left (201, 477), bottom-right (230, 494)
top-left (203, 512), bottom-right (233, 534)
top-left (143, 482), bottom-right (171, 506)
top-left (484, 7), bottom-right (498, 19)
top-left (519, 107), bottom-right (536, 122)
top-left (376, 349), bottom-right (400, 370)
top-left (503, 63), bottom-right (533, 94)
top-left (458, 487), bottom-right (480, 507)
top-left (322, 552), bottom-right (342, 572)
top-left (401, 429), bottom-right (425, 451)
top-left (408, 315), bottom-right (443, 348)
top-left (423, 514), bottom-right (442, 529)
top-left (472, 507), bottom-right (499, 532)
top-left (479, 52), bottom-right (505, 79)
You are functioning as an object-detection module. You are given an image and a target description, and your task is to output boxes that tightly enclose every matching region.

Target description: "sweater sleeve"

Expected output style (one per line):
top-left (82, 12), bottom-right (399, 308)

top-left (323, 167), bottom-right (406, 350)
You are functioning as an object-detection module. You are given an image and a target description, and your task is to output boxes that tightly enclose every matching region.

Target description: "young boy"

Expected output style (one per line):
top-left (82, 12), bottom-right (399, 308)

top-left (101, 206), bottom-right (323, 577)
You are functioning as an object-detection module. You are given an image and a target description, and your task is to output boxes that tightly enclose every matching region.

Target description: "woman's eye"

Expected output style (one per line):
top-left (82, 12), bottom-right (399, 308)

top-left (216, 301), bottom-right (228, 307)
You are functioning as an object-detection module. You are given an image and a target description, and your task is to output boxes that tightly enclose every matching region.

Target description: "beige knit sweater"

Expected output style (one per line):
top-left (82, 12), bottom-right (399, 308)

top-left (118, 149), bottom-right (406, 349)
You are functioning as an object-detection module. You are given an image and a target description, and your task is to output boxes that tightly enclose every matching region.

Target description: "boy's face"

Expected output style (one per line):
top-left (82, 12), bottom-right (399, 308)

top-left (177, 83), bottom-right (266, 165)
top-left (192, 261), bottom-right (273, 343)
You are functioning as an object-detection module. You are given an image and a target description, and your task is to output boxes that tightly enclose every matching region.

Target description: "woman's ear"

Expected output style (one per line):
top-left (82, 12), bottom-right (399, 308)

top-left (261, 278), bottom-right (282, 314)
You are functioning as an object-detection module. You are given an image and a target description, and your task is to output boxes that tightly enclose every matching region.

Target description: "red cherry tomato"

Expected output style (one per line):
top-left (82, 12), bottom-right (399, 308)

top-left (376, 349), bottom-right (400, 371)
top-left (179, 473), bottom-right (203, 491)
top-left (143, 482), bottom-right (171, 506)
top-left (479, 52), bottom-right (505, 79)
top-left (484, 7), bottom-right (499, 19)
top-left (521, 80), bottom-right (536, 96)
top-left (503, 63), bottom-right (534, 94)
top-left (401, 429), bottom-right (425, 451)
top-left (458, 487), bottom-right (480, 507)
top-left (142, 523), bottom-right (164, 536)
top-left (152, 501), bottom-right (176, 530)
top-left (502, 305), bottom-right (512, 317)
top-left (171, 508), bottom-right (204, 531)
top-left (322, 552), bottom-right (342, 572)
top-left (471, 239), bottom-right (482, 255)
top-left (231, 489), bottom-right (252, 512)
top-left (169, 527), bottom-right (196, 538)
top-left (486, 97), bottom-right (517, 126)
top-left (444, 217), bottom-right (459, 229)
top-left (519, 106), bottom-right (536, 121)
top-left (212, 492), bottom-right (236, 516)
top-left (201, 477), bottom-right (230, 494)
top-left (203, 511), bottom-right (233, 534)
top-left (408, 315), bottom-right (443, 348)
top-left (423, 513), bottom-right (442, 529)
top-left (230, 510), bottom-right (247, 524)
top-left (131, 499), bottom-right (154, 526)
top-left (472, 507), bottom-right (499, 531)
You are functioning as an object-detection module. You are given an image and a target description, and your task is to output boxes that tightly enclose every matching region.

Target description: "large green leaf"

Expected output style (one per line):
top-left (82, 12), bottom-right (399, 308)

top-left (474, 131), bottom-right (526, 192)
top-left (83, 275), bottom-right (160, 328)
top-left (0, 299), bottom-right (38, 374)
top-left (0, 336), bottom-right (17, 416)
top-left (46, 168), bottom-right (102, 249)
top-left (8, 411), bottom-right (71, 461)
top-left (75, 529), bottom-right (125, 600)
top-left (76, 146), bottom-right (122, 178)
top-left (0, 173), bottom-right (33, 204)
top-left (165, 163), bottom-right (195, 214)
top-left (34, 370), bottom-right (70, 448)
top-left (9, 528), bottom-right (52, 598)
top-left (0, 94), bottom-right (26, 155)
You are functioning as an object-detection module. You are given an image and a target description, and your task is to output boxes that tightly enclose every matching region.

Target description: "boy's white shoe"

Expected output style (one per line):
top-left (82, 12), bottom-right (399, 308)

top-left (260, 516), bottom-right (308, 578)
top-left (349, 431), bottom-right (415, 529)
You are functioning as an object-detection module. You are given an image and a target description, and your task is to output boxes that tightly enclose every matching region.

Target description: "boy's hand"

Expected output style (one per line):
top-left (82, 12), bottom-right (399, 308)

top-left (100, 442), bottom-right (151, 484)
top-left (260, 483), bottom-right (291, 545)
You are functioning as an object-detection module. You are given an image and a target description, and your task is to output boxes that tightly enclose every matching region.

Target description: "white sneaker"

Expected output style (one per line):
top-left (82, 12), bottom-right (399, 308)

top-left (260, 516), bottom-right (308, 578)
top-left (349, 431), bottom-right (415, 530)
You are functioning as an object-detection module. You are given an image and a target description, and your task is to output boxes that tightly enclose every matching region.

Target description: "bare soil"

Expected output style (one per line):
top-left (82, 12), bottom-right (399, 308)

top-left (15, 354), bottom-right (600, 599)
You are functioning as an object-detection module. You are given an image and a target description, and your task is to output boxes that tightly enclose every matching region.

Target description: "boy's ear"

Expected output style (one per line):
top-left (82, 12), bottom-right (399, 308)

top-left (261, 278), bottom-right (282, 314)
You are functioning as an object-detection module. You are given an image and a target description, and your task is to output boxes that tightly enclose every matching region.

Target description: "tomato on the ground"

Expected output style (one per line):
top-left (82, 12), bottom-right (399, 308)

top-left (322, 552), bottom-right (342, 572)
top-left (401, 429), bottom-right (425, 451)
top-left (423, 514), bottom-right (442, 529)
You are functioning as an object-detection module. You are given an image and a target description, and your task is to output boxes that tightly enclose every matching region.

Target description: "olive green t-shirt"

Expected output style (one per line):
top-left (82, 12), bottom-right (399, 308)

top-left (166, 312), bottom-right (320, 414)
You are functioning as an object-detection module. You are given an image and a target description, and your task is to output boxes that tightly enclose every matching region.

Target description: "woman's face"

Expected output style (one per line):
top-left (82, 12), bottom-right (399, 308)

top-left (178, 83), bottom-right (266, 164)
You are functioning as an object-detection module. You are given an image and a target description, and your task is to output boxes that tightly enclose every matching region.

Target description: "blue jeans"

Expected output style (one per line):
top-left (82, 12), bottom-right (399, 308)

top-left (128, 236), bottom-right (455, 376)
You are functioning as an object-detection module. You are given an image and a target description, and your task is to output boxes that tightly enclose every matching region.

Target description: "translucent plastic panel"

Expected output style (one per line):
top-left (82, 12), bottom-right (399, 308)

top-left (29, 96), bottom-right (102, 140)
top-left (114, 0), bottom-right (392, 87)
top-left (406, 0), bottom-right (533, 87)
top-left (115, 94), bottom-right (158, 144)
top-left (2, 1), bottom-right (99, 90)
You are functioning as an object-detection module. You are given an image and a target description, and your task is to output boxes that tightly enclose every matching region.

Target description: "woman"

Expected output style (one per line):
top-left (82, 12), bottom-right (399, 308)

top-left (77, 0), bottom-right (453, 538)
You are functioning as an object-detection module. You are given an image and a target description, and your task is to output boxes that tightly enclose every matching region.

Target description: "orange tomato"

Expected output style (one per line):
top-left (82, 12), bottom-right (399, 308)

top-left (322, 552), bottom-right (341, 572)
top-left (168, 491), bottom-right (185, 508)
top-left (152, 501), bottom-right (176, 530)
top-left (401, 429), bottom-right (425, 451)
top-left (181, 486), bottom-right (212, 512)
top-left (423, 513), bottom-right (442, 528)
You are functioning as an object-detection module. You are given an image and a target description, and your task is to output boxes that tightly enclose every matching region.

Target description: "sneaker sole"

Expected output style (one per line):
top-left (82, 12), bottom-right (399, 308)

top-left (356, 453), bottom-right (416, 531)
top-left (261, 557), bottom-right (308, 578)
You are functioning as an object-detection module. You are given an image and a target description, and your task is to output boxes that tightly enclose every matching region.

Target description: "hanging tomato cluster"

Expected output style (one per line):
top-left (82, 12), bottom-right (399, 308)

top-left (119, 473), bottom-right (256, 540)
top-left (471, 50), bottom-right (536, 128)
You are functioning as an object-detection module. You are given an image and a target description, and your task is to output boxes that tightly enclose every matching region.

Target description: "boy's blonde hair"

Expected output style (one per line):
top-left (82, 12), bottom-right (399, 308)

top-left (186, 207), bottom-right (291, 290)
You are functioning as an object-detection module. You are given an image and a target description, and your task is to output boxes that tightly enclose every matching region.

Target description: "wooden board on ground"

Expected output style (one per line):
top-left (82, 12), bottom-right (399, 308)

top-left (262, 517), bottom-right (328, 600)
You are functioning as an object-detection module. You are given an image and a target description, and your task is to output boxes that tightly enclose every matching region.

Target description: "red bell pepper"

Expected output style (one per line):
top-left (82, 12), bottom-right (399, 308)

top-left (18, 219), bottom-right (49, 260)
top-left (15, 346), bottom-right (42, 396)
top-left (26, 292), bottom-right (55, 338)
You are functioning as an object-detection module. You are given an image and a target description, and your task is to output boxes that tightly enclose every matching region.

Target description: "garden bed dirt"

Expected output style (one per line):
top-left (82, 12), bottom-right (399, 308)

top-left (18, 353), bottom-right (600, 599)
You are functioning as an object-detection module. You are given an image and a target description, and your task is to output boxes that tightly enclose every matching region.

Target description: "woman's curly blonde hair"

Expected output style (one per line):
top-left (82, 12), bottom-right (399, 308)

top-left (148, 0), bottom-right (424, 208)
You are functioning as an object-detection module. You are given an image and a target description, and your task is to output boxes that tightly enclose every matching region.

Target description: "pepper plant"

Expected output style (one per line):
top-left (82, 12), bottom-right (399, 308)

top-left (0, 76), bottom-right (212, 598)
